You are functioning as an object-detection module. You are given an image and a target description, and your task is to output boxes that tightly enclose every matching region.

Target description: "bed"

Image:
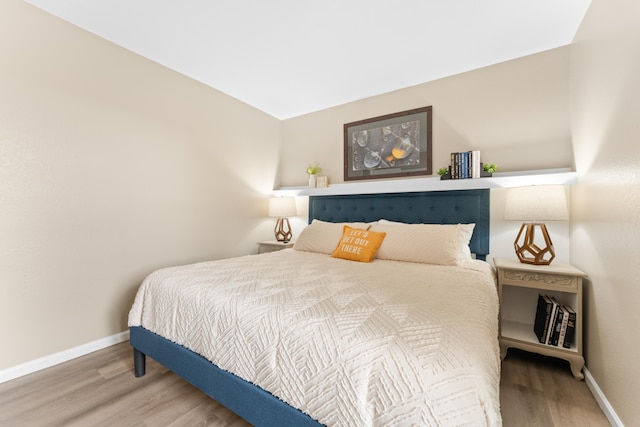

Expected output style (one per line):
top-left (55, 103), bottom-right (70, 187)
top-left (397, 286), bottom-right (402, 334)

top-left (128, 189), bottom-right (501, 426)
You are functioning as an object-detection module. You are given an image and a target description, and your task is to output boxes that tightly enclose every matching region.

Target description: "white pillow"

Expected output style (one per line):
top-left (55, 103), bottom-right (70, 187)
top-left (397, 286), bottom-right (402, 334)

top-left (458, 223), bottom-right (475, 262)
top-left (377, 219), bottom-right (475, 262)
top-left (371, 221), bottom-right (475, 265)
top-left (293, 220), bottom-right (371, 254)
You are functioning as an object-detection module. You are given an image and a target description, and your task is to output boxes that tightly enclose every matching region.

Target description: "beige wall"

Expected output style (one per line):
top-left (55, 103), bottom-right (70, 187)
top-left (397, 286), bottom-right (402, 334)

top-left (279, 47), bottom-right (574, 188)
top-left (0, 1), bottom-right (281, 370)
top-left (570, 0), bottom-right (640, 424)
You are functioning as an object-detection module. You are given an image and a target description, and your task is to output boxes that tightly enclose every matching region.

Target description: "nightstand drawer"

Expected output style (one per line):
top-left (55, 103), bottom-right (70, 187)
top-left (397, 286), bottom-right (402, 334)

top-left (500, 270), bottom-right (579, 292)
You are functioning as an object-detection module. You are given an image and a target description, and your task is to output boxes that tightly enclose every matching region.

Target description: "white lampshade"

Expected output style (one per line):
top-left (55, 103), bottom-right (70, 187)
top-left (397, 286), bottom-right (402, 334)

top-left (268, 197), bottom-right (296, 218)
top-left (504, 185), bottom-right (569, 221)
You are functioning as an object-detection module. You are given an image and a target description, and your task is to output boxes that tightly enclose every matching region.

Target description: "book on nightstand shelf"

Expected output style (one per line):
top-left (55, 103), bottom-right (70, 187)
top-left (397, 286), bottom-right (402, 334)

top-left (550, 305), bottom-right (565, 346)
top-left (532, 294), bottom-right (577, 348)
top-left (556, 306), bottom-right (571, 347)
top-left (544, 296), bottom-right (560, 345)
top-left (560, 306), bottom-right (577, 349)
top-left (533, 294), bottom-right (553, 343)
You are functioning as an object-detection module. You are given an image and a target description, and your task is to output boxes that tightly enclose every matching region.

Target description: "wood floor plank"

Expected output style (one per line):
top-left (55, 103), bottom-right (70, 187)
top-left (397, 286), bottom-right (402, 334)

top-left (500, 349), bottom-right (610, 427)
top-left (0, 342), bottom-right (610, 426)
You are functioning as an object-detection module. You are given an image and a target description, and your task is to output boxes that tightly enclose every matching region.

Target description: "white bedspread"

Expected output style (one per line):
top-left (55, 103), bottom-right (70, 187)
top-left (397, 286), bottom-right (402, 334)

top-left (129, 249), bottom-right (501, 426)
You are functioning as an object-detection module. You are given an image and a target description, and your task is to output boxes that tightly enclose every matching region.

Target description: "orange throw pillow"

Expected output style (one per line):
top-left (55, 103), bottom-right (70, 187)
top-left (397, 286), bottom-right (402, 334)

top-left (332, 225), bottom-right (386, 263)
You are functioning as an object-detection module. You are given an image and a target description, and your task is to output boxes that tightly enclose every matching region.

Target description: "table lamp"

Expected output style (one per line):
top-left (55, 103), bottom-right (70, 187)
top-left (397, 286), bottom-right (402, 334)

top-left (268, 197), bottom-right (296, 243)
top-left (504, 185), bottom-right (569, 265)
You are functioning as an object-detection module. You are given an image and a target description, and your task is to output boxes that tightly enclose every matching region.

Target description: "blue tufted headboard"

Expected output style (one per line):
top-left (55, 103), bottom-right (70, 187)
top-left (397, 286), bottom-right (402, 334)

top-left (308, 189), bottom-right (490, 260)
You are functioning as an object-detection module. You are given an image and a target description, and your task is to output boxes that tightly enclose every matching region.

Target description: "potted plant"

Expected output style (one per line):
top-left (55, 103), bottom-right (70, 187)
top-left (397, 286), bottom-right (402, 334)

top-left (306, 164), bottom-right (321, 188)
top-left (437, 167), bottom-right (450, 177)
top-left (483, 163), bottom-right (498, 174)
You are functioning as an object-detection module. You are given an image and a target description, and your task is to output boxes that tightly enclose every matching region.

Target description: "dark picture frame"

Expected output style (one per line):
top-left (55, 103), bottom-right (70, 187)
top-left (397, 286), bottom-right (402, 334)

top-left (344, 106), bottom-right (432, 181)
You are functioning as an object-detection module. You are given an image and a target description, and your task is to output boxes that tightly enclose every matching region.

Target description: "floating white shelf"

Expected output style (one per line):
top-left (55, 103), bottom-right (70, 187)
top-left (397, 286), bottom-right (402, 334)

top-left (272, 168), bottom-right (577, 197)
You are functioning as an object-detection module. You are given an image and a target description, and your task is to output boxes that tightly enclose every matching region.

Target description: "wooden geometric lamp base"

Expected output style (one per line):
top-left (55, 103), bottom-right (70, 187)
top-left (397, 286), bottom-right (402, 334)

top-left (274, 218), bottom-right (292, 243)
top-left (514, 222), bottom-right (556, 265)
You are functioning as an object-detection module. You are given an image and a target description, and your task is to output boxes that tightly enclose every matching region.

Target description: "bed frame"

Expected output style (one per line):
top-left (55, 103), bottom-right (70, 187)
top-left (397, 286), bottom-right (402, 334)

top-left (130, 189), bottom-right (490, 426)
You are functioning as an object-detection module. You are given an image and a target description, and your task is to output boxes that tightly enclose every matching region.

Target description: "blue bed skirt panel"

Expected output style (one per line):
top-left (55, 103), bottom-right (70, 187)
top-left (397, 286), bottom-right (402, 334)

top-left (309, 189), bottom-right (490, 260)
top-left (129, 326), bottom-right (323, 427)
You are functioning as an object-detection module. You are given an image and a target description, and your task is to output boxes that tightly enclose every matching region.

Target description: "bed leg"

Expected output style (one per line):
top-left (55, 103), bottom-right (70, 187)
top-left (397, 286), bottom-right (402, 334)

top-left (133, 348), bottom-right (146, 377)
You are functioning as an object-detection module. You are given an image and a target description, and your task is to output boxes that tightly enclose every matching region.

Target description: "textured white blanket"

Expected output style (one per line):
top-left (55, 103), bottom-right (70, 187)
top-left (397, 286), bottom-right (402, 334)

top-left (129, 250), bottom-right (501, 426)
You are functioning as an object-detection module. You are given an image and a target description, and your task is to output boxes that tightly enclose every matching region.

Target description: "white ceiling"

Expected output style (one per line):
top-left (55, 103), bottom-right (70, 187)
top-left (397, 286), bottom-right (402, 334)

top-left (26, 0), bottom-right (591, 119)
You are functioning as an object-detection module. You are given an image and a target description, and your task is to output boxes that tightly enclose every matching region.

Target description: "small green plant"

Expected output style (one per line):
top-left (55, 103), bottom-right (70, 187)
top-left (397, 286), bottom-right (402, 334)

top-left (436, 167), bottom-right (449, 176)
top-left (483, 163), bottom-right (497, 174)
top-left (306, 164), bottom-right (321, 175)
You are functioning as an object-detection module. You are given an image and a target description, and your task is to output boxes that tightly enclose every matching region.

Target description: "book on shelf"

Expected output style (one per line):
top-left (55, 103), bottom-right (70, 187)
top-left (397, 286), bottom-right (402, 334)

top-left (533, 294), bottom-right (553, 343)
top-left (556, 305), bottom-right (571, 347)
top-left (450, 152), bottom-right (457, 178)
top-left (462, 152), bottom-right (468, 178)
top-left (544, 296), bottom-right (561, 345)
top-left (449, 150), bottom-right (481, 179)
top-left (472, 150), bottom-right (481, 178)
top-left (550, 305), bottom-right (565, 346)
top-left (560, 305), bottom-right (577, 349)
top-left (532, 295), bottom-right (577, 348)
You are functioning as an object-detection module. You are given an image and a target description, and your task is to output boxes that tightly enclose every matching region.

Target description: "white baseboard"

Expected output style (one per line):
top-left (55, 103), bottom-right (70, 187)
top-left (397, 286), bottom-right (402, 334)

top-left (584, 367), bottom-right (624, 427)
top-left (0, 330), bottom-right (130, 384)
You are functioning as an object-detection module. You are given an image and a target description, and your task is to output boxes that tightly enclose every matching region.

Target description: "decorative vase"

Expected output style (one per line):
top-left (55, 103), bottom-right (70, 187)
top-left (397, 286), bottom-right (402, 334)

top-left (308, 174), bottom-right (317, 188)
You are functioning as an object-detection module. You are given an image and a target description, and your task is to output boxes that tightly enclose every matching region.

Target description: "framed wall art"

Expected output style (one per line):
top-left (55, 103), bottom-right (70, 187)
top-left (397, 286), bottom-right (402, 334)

top-left (344, 106), bottom-right (432, 181)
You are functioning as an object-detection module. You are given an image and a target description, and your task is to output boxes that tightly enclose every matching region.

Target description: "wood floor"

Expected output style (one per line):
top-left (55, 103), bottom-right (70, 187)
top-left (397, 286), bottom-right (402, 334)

top-left (500, 349), bottom-right (610, 427)
top-left (0, 342), bottom-right (610, 426)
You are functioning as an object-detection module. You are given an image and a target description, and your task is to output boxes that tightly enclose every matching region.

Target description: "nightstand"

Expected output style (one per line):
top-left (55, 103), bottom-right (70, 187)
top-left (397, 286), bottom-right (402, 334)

top-left (494, 257), bottom-right (586, 380)
top-left (258, 240), bottom-right (294, 254)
